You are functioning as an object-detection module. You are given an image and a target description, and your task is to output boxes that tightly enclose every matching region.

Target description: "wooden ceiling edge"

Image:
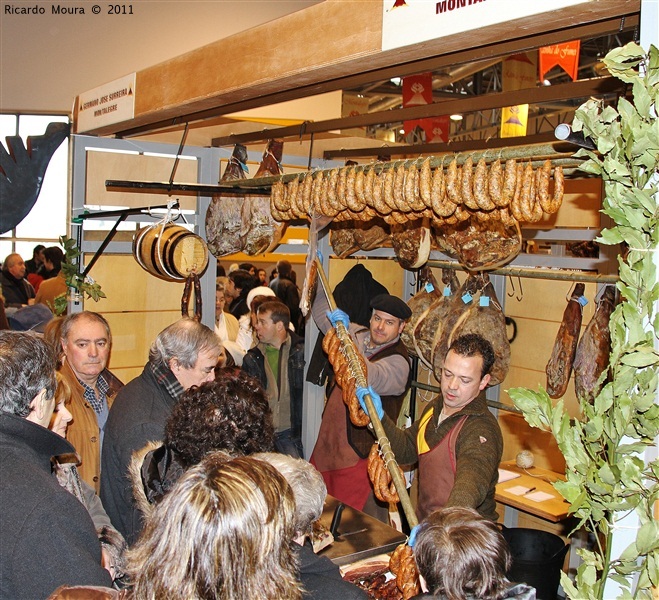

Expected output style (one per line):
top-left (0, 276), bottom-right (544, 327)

top-left (78, 2), bottom-right (639, 138)
top-left (114, 12), bottom-right (639, 140)
top-left (209, 77), bottom-right (622, 147)
top-left (322, 132), bottom-right (563, 160)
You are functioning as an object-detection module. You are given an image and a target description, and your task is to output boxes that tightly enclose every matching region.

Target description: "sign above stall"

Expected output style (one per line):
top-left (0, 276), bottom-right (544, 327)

top-left (75, 73), bottom-right (136, 133)
top-left (382, 0), bottom-right (592, 52)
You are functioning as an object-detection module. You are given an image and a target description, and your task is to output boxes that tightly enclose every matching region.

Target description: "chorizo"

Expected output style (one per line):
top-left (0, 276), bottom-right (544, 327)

top-left (501, 158), bottom-right (517, 208)
top-left (474, 157), bottom-right (496, 210)
top-left (383, 169), bottom-right (398, 210)
top-left (446, 159), bottom-right (461, 206)
top-left (271, 179), bottom-right (287, 212)
top-left (393, 165), bottom-right (408, 211)
top-left (461, 156), bottom-right (479, 210)
top-left (488, 159), bottom-right (503, 207)
top-left (509, 162), bottom-right (525, 222)
top-left (519, 162), bottom-right (535, 222)
top-left (419, 158), bottom-right (432, 207)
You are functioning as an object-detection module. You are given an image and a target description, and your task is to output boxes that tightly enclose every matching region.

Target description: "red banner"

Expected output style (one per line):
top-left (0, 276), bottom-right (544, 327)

top-left (402, 73), bottom-right (448, 141)
top-left (539, 41), bottom-right (581, 81)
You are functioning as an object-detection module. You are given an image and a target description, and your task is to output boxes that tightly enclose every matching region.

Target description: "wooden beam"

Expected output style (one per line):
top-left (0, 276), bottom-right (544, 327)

top-left (209, 76), bottom-right (622, 147)
top-left (74, 0), bottom-right (640, 137)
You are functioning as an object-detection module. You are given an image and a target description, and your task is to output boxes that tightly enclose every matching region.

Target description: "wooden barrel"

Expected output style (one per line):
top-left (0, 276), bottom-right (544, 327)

top-left (133, 223), bottom-right (209, 282)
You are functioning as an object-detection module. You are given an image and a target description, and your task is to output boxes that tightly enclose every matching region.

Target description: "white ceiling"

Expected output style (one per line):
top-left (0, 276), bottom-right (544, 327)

top-left (0, 0), bottom-right (322, 114)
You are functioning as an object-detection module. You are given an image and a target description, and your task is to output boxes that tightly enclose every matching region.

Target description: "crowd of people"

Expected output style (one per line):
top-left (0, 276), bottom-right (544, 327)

top-left (0, 248), bottom-right (535, 600)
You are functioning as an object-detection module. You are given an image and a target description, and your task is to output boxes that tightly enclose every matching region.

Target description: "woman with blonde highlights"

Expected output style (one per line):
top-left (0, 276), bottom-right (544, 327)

top-left (126, 452), bottom-right (302, 600)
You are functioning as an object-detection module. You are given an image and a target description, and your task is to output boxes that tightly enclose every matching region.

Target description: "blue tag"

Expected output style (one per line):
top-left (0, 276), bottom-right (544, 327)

top-left (577, 296), bottom-right (589, 307)
top-left (240, 163), bottom-right (249, 173)
top-left (425, 282), bottom-right (435, 293)
top-left (443, 286), bottom-right (451, 297)
top-left (480, 295), bottom-right (490, 307)
top-left (462, 292), bottom-right (473, 304)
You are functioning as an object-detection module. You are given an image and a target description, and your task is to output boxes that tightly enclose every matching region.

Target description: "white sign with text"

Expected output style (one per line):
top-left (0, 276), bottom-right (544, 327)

top-left (76, 73), bottom-right (136, 132)
top-left (382, 0), bottom-right (592, 51)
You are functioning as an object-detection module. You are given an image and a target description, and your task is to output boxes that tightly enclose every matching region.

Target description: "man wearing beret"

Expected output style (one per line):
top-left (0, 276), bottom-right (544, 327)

top-left (311, 292), bottom-right (412, 519)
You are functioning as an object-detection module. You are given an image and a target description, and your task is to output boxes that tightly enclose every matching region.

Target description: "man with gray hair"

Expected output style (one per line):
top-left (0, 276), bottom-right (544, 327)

top-left (254, 453), bottom-right (367, 600)
top-left (59, 311), bottom-right (123, 493)
top-left (0, 331), bottom-right (111, 598)
top-left (101, 318), bottom-right (221, 544)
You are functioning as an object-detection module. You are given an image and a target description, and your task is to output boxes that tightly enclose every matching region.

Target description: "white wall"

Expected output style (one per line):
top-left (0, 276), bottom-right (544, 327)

top-left (0, 0), bottom-right (322, 113)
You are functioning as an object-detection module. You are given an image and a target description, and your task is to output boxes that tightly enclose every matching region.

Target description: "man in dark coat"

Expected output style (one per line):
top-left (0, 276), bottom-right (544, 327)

top-left (101, 318), bottom-right (222, 545)
top-left (0, 331), bottom-right (111, 599)
top-left (0, 253), bottom-right (35, 307)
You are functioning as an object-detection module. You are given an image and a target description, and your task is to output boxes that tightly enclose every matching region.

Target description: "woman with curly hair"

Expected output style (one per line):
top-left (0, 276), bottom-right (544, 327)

top-left (129, 369), bottom-right (275, 517)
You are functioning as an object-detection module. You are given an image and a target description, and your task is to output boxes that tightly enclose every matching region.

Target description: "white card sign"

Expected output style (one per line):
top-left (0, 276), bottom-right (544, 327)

top-left (382, 0), bottom-right (592, 52)
top-left (76, 73), bottom-right (136, 132)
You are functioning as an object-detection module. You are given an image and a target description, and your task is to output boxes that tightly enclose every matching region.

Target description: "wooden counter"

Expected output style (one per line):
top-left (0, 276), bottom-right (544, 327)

top-left (496, 460), bottom-right (571, 523)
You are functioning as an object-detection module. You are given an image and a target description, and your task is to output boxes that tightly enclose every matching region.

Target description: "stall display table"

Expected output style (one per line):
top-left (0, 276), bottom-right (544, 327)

top-left (317, 495), bottom-right (407, 566)
top-left (496, 460), bottom-right (570, 524)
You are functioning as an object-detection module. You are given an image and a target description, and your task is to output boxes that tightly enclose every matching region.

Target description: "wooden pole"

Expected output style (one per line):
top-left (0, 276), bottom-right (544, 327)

top-left (314, 257), bottom-right (419, 529)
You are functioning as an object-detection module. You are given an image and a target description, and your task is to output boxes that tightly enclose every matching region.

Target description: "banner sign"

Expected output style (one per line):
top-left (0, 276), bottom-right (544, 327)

top-left (382, 0), bottom-right (591, 52)
top-left (500, 52), bottom-right (536, 138)
top-left (539, 41), bottom-right (581, 81)
top-left (76, 73), bottom-right (136, 133)
top-left (401, 73), bottom-right (449, 142)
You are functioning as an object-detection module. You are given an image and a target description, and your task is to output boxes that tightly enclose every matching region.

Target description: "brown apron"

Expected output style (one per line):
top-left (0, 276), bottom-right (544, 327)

top-left (417, 411), bottom-right (468, 521)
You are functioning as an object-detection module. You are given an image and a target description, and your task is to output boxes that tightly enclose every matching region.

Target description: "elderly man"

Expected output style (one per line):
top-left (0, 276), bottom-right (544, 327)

top-left (101, 318), bottom-right (221, 544)
top-left (371, 333), bottom-right (503, 521)
top-left (0, 253), bottom-right (35, 307)
top-left (311, 293), bottom-right (412, 517)
top-left (59, 311), bottom-right (123, 493)
top-left (255, 452), bottom-right (368, 600)
top-left (242, 300), bottom-right (305, 458)
top-left (0, 331), bottom-right (111, 598)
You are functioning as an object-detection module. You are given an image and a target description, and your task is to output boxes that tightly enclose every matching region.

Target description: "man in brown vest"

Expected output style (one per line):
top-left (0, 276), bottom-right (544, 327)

top-left (369, 333), bottom-right (503, 522)
top-left (60, 311), bottom-right (123, 493)
top-left (311, 293), bottom-right (412, 519)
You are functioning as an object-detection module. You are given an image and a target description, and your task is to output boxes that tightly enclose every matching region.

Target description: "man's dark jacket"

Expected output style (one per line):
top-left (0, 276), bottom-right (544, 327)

top-left (242, 330), bottom-right (305, 441)
top-left (0, 271), bottom-right (35, 307)
top-left (100, 364), bottom-right (178, 545)
top-left (296, 540), bottom-right (367, 600)
top-left (0, 413), bottom-right (111, 599)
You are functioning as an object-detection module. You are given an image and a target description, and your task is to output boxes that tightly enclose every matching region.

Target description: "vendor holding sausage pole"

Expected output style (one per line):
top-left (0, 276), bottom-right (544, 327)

top-left (363, 333), bottom-right (503, 522)
top-left (311, 292), bottom-right (412, 520)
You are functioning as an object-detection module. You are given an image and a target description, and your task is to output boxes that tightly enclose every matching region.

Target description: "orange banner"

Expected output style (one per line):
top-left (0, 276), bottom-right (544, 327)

top-left (539, 41), bottom-right (581, 81)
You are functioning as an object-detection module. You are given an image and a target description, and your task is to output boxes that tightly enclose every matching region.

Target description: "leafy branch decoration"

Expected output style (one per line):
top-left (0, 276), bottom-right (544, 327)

top-left (53, 236), bottom-right (106, 316)
top-left (508, 42), bottom-right (659, 600)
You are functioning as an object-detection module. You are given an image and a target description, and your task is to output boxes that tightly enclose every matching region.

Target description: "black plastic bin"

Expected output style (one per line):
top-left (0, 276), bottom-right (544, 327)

top-left (501, 527), bottom-right (570, 600)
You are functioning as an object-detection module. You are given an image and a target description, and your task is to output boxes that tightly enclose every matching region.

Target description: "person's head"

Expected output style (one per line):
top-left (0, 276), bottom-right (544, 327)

top-left (0, 331), bottom-right (56, 426)
top-left (165, 372), bottom-right (275, 468)
top-left (249, 293), bottom-right (276, 328)
top-left (441, 334), bottom-right (494, 416)
top-left (239, 262), bottom-right (257, 276)
top-left (413, 507), bottom-right (512, 600)
top-left (227, 269), bottom-right (256, 300)
top-left (254, 452), bottom-right (327, 540)
top-left (42, 246), bottom-right (64, 274)
top-left (50, 371), bottom-right (73, 438)
top-left (60, 311), bottom-right (112, 386)
top-left (149, 318), bottom-right (221, 390)
top-left (127, 452), bottom-right (302, 600)
top-left (257, 268), bottom-right (267, 285)
top-left (368, 294), bottom-right (411, 347)
top-left (215, 279), bottom-right (228, 319)
top-left (255, 301), bottom-right (290, 347)
top-left (3, 253), bottom-right (26, 279)
top-left (32, 244), bottom-right (46, 263)
top-left (275, 260), bottom-right (292, 280)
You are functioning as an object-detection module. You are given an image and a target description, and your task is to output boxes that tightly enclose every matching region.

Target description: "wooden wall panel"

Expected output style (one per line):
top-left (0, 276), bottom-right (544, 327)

top-left (85, 151), bottom-right (199, 210)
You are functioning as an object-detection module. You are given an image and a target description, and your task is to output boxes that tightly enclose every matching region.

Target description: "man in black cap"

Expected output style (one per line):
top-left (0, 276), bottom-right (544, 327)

top-left (310, 292), bottom-right (412, 521)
